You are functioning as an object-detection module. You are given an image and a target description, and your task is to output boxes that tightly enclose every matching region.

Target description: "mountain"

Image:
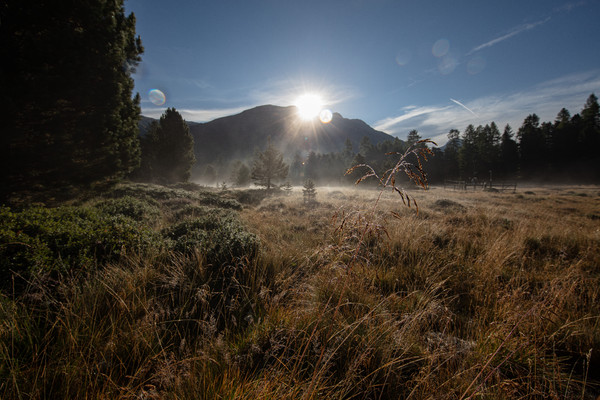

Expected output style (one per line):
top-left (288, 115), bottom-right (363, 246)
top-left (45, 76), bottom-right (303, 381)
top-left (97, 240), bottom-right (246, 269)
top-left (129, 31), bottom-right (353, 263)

top-left (140, 104), bottom-right (395, 169)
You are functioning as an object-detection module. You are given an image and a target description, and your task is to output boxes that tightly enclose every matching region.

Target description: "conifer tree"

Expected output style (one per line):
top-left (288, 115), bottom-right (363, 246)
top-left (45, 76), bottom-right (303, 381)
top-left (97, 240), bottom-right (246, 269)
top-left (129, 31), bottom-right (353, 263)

top-left (444, 129), bottom-right (461, 179)
top-left (406, 129), bottom-right (422, 147)
top-left (137, 108), bottom-right (195, 183)
top-left (251, 140), bottom-right (289, 190)
top-left (581, 94), bottom-right (600, 151)
top-left (0, 0), bottom-right (143, 198)
top-left (517, 114), bottom-right (546, 178)
top-left (459, 124), bottom-right (478, 178)
top-left (500, 124), bottom-right (519, 178)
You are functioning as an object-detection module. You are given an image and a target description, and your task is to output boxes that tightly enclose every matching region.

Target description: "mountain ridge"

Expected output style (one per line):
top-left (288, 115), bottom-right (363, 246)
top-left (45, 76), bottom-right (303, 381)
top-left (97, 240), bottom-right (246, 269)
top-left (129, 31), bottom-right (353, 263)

top-left (140, 104), bottom-right (397, 171)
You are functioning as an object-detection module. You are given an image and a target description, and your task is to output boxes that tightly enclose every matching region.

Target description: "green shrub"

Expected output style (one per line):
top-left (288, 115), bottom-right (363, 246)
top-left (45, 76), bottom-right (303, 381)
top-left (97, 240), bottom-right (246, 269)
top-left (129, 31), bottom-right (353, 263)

top-left (108, 183), bottom-right (242, 210)
top-left (233, 189), bottom-right (269, 206)
top-left (196, 192), bottom-right (242, 210)
top-left (0, 206), bottom-right (162, 290)
top-left (162, 212), bottom-right (259, 265)
top-left (94, 196), bottom-right (161, 223)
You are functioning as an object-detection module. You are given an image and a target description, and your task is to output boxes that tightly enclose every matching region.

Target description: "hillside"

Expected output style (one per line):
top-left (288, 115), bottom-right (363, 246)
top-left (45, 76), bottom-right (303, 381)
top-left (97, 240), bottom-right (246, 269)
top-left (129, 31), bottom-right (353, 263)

top-left (141, 105), bottom-right (395, 166)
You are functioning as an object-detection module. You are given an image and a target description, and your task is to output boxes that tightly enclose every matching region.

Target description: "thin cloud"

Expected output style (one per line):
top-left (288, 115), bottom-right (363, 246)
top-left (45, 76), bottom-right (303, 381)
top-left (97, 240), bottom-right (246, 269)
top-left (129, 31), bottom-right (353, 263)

top-left (554, 1), bottom-right (587, 12)
top-left (467, 17), bottom-right (551, 55)
top-left (375, 69), bottom-right (600, 144)
top-left (374, 106), bottom-right (451, 132)
top-left (141, 106), bottom-right (250, 122)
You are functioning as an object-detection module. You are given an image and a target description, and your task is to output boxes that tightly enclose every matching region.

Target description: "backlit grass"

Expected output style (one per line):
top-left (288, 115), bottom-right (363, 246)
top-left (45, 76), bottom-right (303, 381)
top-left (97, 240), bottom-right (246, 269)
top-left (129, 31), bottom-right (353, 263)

top-left (1, 183), bottom-right (599, 398)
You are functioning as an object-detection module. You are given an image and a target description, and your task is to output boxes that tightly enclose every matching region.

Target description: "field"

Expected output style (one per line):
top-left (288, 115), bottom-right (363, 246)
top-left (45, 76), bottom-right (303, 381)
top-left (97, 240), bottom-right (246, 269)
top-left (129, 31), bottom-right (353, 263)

top-left (1, 183), bottom-right (599, 399)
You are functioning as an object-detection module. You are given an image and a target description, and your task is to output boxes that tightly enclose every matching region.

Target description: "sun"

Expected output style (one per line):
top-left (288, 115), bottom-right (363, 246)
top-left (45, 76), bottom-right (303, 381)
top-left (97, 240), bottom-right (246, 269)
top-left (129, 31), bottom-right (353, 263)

top-left (294, 93), bottom-right (324, 121)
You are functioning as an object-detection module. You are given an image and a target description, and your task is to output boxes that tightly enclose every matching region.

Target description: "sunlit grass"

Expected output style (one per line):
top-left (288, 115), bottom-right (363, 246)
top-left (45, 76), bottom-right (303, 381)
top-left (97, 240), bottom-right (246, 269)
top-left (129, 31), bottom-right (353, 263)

top-left (1, 183), bottom-right (599, 398)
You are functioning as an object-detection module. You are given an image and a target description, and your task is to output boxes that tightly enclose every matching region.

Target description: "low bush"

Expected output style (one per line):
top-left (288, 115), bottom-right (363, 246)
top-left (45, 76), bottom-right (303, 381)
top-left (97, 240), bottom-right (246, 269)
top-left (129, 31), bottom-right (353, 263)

top-left (0, 206), bottom-right (162, 292)
top-left (94, 195), bottom-right (161, 224)
top-left (162, 212), bottom-right (259, 265)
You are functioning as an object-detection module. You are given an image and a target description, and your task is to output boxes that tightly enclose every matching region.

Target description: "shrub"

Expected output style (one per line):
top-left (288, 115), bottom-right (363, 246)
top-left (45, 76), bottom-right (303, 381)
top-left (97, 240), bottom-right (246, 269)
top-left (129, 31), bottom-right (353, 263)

top-left (233, 189), bottom-right (269, 206)
top-left (0, 206), bottom-right (162, 291)
top-left (162, 212), bottom-right (259, 265)
top-left (196, 192), bottom-right (242, 210)
top-left (94, 196), bottom-right (161, 224)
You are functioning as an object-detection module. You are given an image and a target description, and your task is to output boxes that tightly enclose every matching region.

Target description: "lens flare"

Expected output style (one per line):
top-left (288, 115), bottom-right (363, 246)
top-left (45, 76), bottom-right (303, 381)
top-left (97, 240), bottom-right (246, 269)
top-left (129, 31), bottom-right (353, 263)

top-left (149, 89), bottom-right (166, 106)
top-left (432, 39), bottom-right (450, 57)
top-left (438, 55), bottom-right (458, 75)
top-left (395, 49), bottom-right (412, 66)
top-left (319, 109), bottom-right (333, 123)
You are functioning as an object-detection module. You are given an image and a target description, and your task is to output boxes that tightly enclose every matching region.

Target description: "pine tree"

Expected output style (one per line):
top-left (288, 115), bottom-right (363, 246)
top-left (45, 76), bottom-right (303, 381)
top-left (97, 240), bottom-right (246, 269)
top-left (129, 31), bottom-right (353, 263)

top-left (517, 114), bottom-right (546, 178)
top-left (137, 108), bottom-right (196, 183)
top-left (251, 140), bottom-right (289, 190)
top-left (444, 129), bottom-right (461, 179)
top-left (406, 129), bottom-right (422, 147)
top-left (500, 124), bottom-right (519, 178)
top-left (459, 124), bottom-right (478, 178)
top-left (580, 93), bottom-right (600, 177)
top-left (581, 94), bottom-right (600, 151)
top-left (305, 151), bottom-right (318, 181)
top-left (0, 0), bottom-right (143, 198)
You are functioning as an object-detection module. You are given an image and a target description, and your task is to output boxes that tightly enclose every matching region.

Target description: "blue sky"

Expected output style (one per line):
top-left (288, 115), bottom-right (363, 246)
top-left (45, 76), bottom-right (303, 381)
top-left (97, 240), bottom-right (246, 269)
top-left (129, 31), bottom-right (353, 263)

top-left (126, 0), bottom-right (600, 145)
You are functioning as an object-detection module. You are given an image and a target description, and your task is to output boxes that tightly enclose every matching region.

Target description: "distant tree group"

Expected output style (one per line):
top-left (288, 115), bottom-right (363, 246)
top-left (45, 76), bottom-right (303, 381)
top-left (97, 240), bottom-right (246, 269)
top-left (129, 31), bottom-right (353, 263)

top-left (251, 140), bottom-right (289, 190)
top-left (444, 93), bottom-right (600, 182)
top-left (135, 108), bottom-right (196, 184)
top-left (278, 93), bottom-right (600, 185)
top-left (0, 0), bottom-right (143, 199)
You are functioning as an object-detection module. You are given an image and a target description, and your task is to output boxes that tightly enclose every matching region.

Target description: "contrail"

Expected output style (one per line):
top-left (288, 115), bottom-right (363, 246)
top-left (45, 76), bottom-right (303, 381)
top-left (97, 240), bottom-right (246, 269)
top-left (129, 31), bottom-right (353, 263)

top-left (450, 98), bottom-right (479, 117)
top-left (466, 17), bottom-right (551, 55)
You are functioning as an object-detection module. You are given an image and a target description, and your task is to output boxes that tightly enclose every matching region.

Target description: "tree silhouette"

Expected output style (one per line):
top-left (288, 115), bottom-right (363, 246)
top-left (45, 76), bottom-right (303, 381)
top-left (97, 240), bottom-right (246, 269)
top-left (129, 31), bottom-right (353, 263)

top-left (137, 108), bottom-right (195, 183)
top-left (500, 124), bottom-right (519, 178)
top-left (518, 114), bottom-right (546, 178)
top-left (444, 129), bottom-right (461, 179)
top-left (0, 0), bottom-right (143, 198)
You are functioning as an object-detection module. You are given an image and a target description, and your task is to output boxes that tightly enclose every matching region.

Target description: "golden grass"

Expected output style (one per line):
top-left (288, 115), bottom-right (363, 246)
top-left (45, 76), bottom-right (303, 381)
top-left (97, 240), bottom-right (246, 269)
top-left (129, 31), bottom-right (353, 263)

top-left (1, 184), bottom-right (599, 398)
top-left (234, 184), bottom-right (600, 399)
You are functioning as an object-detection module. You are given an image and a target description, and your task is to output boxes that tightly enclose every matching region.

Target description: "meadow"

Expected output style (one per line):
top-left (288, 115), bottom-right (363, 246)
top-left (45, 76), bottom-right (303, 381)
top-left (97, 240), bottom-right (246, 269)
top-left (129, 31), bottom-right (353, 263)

top-left (1, 182), bottom-right (599, 399)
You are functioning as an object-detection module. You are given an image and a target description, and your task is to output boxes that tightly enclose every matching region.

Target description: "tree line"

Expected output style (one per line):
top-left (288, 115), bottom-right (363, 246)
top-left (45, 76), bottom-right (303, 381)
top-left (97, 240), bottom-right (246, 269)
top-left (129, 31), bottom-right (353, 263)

top-left (441, 93), bottom-right (600, 183)
top-left (233, 93), bottom-right (599, 187)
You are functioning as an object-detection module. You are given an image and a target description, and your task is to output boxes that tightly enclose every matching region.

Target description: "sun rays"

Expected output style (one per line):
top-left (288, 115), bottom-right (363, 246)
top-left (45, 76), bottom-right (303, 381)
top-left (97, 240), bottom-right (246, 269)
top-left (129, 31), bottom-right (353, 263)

top-left (294, 93), bottom-right (332, 123)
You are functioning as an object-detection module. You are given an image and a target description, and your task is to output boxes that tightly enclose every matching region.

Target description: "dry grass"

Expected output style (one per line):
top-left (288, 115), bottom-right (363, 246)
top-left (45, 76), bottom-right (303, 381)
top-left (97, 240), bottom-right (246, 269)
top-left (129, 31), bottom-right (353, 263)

top-left (1, 183), bottom-right (599, 398)
top-left (234, 184), bottom-right (600, 399)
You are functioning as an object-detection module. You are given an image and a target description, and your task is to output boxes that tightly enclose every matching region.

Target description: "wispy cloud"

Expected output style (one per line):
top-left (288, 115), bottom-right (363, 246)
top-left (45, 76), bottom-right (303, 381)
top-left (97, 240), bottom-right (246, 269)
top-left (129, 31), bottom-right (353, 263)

top-left (450, 98), bottom-right (479, 117)
top-left (374, 106), bottom-right (451, 132)
top-left (141, 106), bottom-right (251, 122)
top-left (554, 1), bottom-right (587, 13)
top-left (467, 17), bottom-right (551, 55)
top-left (375, 70), bottom-right (600, 144)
